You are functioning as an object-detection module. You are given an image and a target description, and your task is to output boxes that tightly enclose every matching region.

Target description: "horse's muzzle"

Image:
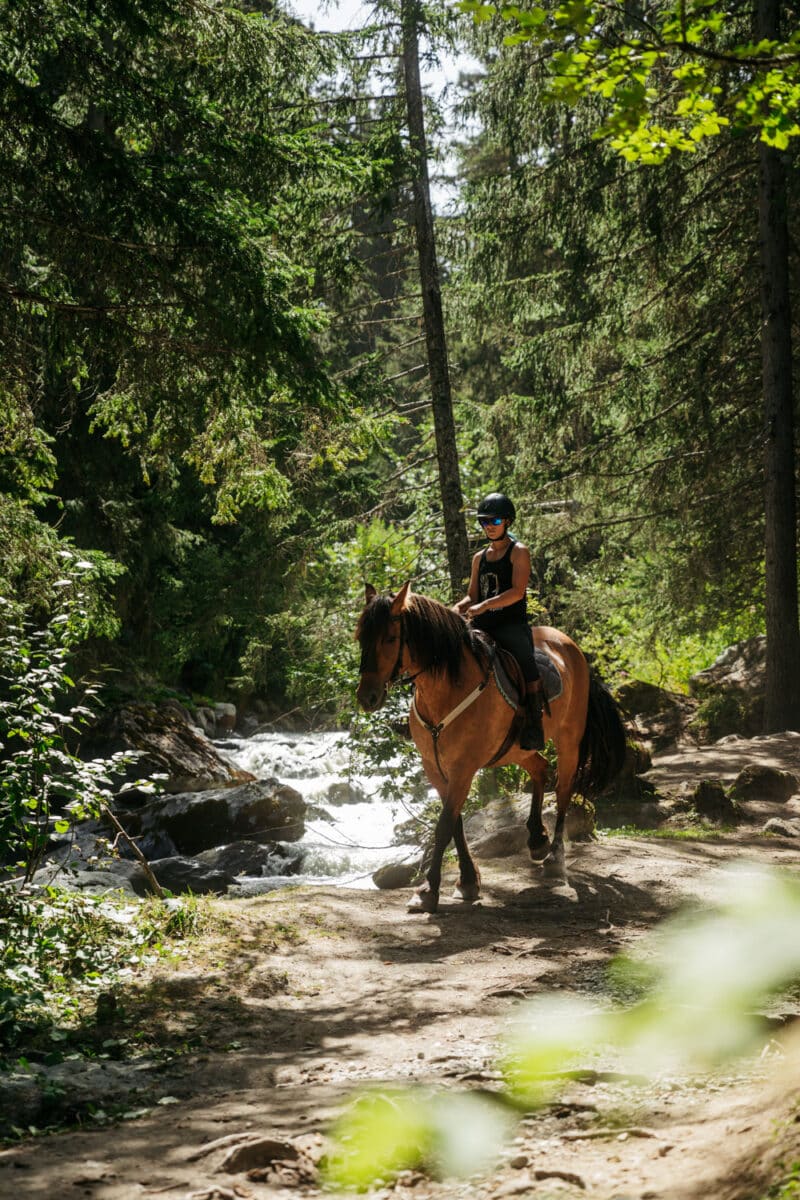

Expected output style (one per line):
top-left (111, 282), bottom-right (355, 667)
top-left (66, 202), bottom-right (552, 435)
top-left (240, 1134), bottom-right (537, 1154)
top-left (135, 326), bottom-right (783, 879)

top-left (357, 677), bottom-right (387, 712)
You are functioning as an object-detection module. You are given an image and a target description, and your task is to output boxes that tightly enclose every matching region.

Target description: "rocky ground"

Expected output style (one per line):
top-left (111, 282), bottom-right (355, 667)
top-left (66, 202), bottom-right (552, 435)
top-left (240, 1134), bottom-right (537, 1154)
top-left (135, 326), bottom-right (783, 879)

top-left (2, 735), bottom-right (800, 1200)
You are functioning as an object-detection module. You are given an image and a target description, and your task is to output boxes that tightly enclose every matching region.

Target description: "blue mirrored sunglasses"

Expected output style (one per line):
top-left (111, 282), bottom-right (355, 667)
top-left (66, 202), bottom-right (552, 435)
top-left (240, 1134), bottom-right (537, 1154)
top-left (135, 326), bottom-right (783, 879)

top-left (478, 516), bottom-right (504, 527)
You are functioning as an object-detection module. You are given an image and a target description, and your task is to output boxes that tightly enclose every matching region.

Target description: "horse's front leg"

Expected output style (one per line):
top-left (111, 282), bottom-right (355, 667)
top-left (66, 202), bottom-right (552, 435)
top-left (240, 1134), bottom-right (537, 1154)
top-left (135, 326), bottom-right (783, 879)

top-left (408, 803), bottom-right (456, 913)
top-left (409, 776), bottom-right (472, 914)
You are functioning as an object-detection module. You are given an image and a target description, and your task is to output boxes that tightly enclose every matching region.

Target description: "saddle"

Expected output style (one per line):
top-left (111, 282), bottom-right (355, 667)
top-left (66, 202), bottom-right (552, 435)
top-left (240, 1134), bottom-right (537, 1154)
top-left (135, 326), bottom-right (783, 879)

top-left (475, 631), bottom-right (563, 711)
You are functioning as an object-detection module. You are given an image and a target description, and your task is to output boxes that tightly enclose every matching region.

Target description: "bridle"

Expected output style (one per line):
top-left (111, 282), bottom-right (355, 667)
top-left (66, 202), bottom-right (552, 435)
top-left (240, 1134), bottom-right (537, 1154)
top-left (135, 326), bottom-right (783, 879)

top-left (387, 614), bottom-right (424, 686)
top-left (359, 613), bottom-right (422, 689)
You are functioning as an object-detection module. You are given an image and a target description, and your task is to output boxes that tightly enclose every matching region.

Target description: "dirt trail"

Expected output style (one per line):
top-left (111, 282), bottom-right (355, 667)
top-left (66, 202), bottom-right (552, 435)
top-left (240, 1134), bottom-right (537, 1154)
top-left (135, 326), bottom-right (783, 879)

top-left (3, 743), bottom-right (800, 1200)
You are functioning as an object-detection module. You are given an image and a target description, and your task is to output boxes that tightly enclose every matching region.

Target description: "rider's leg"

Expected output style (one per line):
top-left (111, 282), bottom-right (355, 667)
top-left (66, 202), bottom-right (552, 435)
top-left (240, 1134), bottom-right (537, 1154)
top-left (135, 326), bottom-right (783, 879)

top-left (492, 624), bottom-right (545, 750)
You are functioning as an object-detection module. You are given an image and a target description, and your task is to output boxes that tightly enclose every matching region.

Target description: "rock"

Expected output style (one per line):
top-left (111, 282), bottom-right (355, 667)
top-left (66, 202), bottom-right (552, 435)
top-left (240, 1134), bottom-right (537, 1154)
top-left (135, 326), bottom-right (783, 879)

top-left (29, 866), bottom-right (141, 896)
top-left (730, 764), bottom-right (798, 803)
top-left (320, 781), bottom-right (368, 806)
top-left (214, 702), bottom-right (237, 733)
top-left (150, 856), bottom-right (235, 895)
top-left (472, 826), bottom-right (528, 858)
top-left (219, 1135), bottom-right (300, 1173)
top-left (564, 799), bottom-right (596, 840)
top-left (82, 702), bottom-right (253, 793)
top-left (689, 637), bottom-right (767, 739)
top-left (132, 778), bottom-right (306, 855)
top-left (690, 779), bottom-right (739, 823)
top-left (690, 636), bottom-right (767, 697)
top-left (372, 861), bottom-right (420, 889)
top-left (194, 706), bottom-right (217, 737)
top-left (595, 799), bottom-right (670, 830)
top-left (117, 828), bottom-right (179, 862)
top-left (762, 817), bottom-right (800, 837)
top-left (616, 682), bottom-right (696, 752)
top-left (195, 840), bottom-right (304, 877)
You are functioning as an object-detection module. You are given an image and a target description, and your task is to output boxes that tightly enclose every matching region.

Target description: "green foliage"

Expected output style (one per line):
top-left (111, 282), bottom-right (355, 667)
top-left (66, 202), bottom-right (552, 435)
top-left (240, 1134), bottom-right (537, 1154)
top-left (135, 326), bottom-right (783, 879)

top-left (0, 562), bottom-right (134, 881)
top-left (325, 1088), bottom-right (514, 1190)
top-left (0, 888), bottom-right (204, 1050)
top-left (461, 0), bottom-right (800, 160)
top-left (0, 0), bottom-right (405, 699)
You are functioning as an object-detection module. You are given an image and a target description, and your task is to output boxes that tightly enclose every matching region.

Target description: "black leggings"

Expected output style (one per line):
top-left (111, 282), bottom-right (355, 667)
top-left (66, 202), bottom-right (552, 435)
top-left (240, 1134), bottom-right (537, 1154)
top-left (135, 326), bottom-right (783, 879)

top-left (484, 622), bottom-right (540, 685)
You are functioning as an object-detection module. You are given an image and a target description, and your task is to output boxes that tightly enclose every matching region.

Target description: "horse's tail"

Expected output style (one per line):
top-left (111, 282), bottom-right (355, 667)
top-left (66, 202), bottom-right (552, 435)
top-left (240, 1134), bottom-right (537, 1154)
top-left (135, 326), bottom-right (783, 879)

top-left (573, 671), bottom-right (627, 798)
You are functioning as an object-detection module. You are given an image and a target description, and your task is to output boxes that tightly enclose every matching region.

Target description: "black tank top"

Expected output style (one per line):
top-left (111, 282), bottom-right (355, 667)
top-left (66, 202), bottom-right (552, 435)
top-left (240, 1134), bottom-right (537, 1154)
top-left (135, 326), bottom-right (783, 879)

top-left (474, 536), bottom-right (528, 632)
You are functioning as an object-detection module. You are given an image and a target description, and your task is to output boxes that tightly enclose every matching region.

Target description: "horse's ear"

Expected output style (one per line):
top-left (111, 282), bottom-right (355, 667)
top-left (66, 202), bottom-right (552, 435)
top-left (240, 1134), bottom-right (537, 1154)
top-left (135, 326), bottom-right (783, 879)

top-left (390, 581), bottom-right (412, 615)
top-left (364, 583), bottom-right (377, 604)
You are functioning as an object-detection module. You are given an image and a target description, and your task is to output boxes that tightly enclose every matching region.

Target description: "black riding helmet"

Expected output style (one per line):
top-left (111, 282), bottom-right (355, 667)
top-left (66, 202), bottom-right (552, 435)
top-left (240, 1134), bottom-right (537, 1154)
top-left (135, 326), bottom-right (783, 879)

top-left (477, 492), bottom-right (516, 522)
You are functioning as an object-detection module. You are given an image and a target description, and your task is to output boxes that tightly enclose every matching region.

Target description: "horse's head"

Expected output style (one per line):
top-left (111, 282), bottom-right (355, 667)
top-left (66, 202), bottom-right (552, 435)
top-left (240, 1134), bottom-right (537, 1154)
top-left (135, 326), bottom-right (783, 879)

top-left (355, 581), bottom-right (411, 712)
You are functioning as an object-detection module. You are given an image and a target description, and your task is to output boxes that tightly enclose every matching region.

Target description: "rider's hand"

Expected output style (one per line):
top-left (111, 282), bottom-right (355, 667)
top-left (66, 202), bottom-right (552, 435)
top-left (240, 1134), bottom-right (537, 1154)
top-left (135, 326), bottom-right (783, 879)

top-left (466, 603), bottom-right (486, 620)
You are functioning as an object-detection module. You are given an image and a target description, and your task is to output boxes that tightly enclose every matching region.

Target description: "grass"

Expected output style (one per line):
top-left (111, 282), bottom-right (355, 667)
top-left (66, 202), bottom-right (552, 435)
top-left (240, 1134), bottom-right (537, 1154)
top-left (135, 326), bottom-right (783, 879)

top-left (600, 824), bottom-right (735, 841)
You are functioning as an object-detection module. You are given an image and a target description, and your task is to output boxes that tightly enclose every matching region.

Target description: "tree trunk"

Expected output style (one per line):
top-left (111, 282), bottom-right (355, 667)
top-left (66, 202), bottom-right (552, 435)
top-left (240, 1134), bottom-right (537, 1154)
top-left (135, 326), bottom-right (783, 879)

top-left (757, 0), bottom-right (800, 731)
top-left (401, 0), bottom-right (471, 598)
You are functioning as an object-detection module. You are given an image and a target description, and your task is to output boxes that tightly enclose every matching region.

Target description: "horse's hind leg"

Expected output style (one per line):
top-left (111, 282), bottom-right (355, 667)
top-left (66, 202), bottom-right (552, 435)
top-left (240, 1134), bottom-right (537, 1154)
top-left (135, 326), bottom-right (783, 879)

top-left (543, 744), bottom-right (578, 880)
top-left (523, 752), bottom-right (550, 861)
top-left (453, 815), bottom-right (481, 902)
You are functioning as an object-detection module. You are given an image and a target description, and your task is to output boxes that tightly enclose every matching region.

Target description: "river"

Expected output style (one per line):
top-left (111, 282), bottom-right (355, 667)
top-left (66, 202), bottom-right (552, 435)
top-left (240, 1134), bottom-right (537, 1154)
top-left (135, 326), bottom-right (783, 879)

top-left (216, 730), bottom-right (423, 892)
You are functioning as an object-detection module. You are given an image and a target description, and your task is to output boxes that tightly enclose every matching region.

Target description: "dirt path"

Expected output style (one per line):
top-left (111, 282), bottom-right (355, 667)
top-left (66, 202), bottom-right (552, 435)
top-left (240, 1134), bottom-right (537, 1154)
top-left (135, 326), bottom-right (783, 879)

top-left (3, 746), bottom-right (800, 1200)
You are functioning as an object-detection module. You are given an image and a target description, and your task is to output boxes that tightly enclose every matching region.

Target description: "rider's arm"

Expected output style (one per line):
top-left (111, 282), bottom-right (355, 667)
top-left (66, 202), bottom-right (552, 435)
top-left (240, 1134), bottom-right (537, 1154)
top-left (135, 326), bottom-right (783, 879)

top-left (467, 542), bottom-right (530, 618)
top-left (452, 551), bottom-right (482, 614)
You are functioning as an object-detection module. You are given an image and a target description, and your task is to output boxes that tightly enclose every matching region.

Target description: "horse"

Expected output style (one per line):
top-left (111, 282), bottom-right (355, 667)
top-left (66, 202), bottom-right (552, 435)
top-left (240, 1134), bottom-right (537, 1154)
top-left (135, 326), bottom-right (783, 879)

top-left (355, 581), bottom-right (627, 913)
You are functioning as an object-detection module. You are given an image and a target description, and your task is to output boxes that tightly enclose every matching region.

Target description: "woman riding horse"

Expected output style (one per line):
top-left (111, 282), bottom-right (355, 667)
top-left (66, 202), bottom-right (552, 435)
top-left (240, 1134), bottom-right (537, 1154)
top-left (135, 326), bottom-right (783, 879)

top-left (453, 492), bottom-right (544, 750)
top-left (356, 577), bottom-right (627, 914)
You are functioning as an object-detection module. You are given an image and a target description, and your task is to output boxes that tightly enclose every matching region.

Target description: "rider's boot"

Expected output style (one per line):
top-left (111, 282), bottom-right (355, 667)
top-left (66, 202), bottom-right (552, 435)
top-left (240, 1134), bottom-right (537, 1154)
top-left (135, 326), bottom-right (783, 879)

top-left (519, 681), bottom-right (545, 750)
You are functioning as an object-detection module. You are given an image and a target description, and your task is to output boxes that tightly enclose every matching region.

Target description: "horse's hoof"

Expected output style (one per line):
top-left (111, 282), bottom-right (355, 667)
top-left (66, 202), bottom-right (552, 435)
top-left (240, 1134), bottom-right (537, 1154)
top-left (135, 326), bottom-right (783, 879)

top-left (528, 836), bottom-right (550, 862)
top-left (453, 882), bottom-right (481, 903)
top-left (407, 887), bottom-right (439, 914)
top-left (542, 853), bottom-right (566, 881)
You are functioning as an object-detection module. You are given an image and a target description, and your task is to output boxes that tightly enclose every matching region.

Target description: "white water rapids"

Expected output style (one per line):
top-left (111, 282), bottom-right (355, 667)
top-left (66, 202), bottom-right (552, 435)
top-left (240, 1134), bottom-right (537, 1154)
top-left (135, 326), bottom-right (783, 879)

top-left (216, 731), bottom-right (423, 892)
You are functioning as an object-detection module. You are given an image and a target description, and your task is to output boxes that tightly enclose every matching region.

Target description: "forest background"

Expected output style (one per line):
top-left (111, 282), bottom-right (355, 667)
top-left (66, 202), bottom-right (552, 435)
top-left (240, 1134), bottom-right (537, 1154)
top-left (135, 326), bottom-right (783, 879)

top-left (2, 0), bottom-right (799, 731)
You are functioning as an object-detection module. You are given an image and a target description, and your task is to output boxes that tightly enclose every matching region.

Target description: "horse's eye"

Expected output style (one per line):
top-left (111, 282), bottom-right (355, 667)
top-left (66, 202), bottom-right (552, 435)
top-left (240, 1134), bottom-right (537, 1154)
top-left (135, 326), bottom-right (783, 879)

top-left (385, 635), bottom-right (398, 646)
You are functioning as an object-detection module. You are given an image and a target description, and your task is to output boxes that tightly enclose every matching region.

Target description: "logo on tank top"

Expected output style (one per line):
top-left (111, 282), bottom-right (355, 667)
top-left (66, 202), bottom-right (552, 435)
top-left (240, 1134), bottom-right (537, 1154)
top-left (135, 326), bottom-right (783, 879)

top-left (480, 573), bottom-right (499, 601)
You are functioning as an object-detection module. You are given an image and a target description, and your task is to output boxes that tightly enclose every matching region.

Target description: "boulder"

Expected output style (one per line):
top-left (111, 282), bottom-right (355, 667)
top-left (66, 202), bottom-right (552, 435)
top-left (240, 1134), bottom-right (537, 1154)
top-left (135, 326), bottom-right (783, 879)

top-left (194, 706), bottom-right (217, 737)
top-left (372, 861), bottom-right (420, 889)
top-left (471, 826), bottom-right (528, 858)
top-left (82, 702), bottom-right (253, 793)
top-left (690, 779), bottom-right (739, 823)
top-left (690, 635), bottom-right (767, 697)
top-left (463, 792), bottom-right (598, 856)
top-left (689, 637), bottom-right (767, 739)
top-left (762, 817), bottom-right (800, 838)
top-left (730, 764), bottom-right (799, 804)
top-left (29, 866), bottom-right (141, 896)
top-left (214, 702), bottom-right (237, 733)
top-left (130, 778), bottom-right (306, 855)
top-left (195, 840), bottom-right (304, 877)
top-left (616, 681), bottom-right (696, 751)
top-left (319, 781), bottom-right (368, 806)
top-left (150, 855), bottom-right (235, 895)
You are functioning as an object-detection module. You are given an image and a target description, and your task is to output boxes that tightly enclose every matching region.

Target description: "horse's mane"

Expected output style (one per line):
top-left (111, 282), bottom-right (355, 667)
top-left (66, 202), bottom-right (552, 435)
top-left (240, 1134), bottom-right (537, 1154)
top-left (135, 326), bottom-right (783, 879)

top-left (357, 590), bottom-right (487, 685)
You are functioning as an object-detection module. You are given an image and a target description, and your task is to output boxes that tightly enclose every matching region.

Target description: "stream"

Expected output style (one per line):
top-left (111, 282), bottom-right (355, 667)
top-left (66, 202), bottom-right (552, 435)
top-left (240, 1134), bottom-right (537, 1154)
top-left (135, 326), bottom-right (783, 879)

top-left (215, 731), bottom-right (423, 892)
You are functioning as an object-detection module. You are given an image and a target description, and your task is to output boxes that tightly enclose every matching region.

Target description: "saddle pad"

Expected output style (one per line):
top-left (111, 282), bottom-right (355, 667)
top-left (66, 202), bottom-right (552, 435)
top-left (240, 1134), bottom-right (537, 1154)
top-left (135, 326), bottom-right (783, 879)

top-left (493, 646), bottom-right (563, 707)
top-left (535, 647), bottom-right (563, 703)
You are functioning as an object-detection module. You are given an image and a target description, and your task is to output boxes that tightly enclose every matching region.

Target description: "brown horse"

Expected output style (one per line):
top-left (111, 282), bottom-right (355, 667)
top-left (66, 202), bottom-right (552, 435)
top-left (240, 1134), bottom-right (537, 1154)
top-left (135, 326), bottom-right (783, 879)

top-left (355, 582), bottom-right (627, 913)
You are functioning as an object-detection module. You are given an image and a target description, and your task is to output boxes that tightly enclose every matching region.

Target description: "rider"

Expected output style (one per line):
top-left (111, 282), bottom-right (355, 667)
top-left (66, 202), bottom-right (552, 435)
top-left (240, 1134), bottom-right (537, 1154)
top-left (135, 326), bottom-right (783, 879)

top-left (453, 492), bottom-right (545, 751)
